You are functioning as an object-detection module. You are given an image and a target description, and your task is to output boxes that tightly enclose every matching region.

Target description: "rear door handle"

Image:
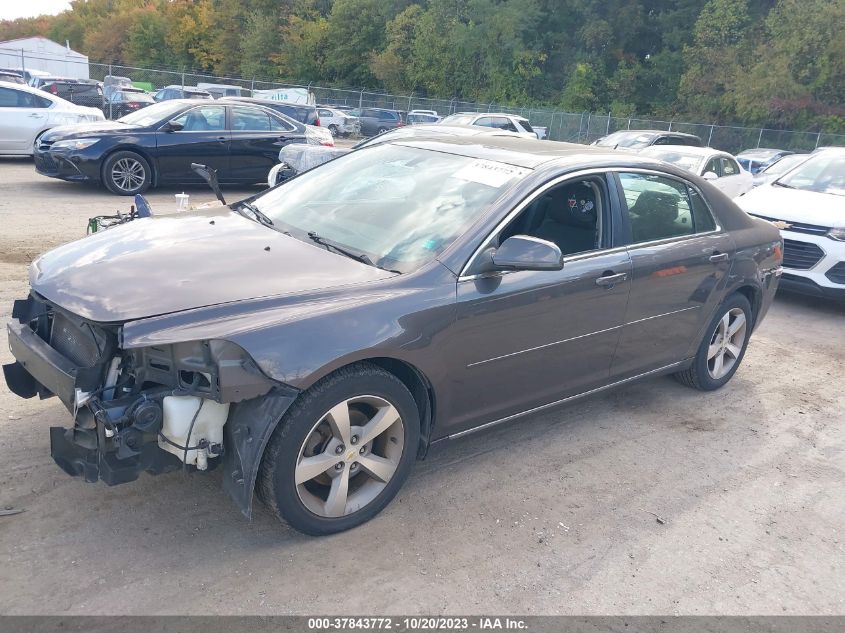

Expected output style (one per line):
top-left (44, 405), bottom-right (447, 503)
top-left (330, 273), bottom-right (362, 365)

top-left (595, 272), bottom-right (628, 287)
top-left (216, 136), bottom-right (228, 143)
top-left (709, 252), bottom-right (730, 263)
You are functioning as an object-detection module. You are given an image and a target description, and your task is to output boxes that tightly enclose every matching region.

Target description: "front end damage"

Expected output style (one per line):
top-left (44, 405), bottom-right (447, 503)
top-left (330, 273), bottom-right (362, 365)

top-left (3, 293), bottom-right (298, 518)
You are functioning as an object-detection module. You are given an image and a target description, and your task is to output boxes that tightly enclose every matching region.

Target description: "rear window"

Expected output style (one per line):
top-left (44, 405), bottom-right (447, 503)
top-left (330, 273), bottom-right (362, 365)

top-left (517, 119), bottom-right (534, 133)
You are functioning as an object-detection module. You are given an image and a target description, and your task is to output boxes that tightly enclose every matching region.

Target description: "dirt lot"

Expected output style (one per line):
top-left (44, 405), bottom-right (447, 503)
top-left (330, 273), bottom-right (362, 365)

top-left (0, 158), bottom-right (843, 616)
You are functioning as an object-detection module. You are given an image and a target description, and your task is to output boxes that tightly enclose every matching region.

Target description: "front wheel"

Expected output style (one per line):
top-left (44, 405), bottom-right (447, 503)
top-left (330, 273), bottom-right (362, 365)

top-left (257, 363), bottom-right (419, 535)
top-left (102, 150), bottom-right (151, 195)
top-left (674, 293), bottom-right (752, 391)
top-left (328, 124), bottom-right (339, 137)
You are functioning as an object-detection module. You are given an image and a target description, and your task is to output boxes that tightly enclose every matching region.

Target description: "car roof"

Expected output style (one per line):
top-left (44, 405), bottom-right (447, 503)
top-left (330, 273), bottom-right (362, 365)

top-left (162, 85), bottom-right (211, 93)
top-left (0, 80), bottom-right (55, 96)
top-left (737, 148), bottom-right (789, 157)
top-left (221, 96), bottom-right (313, 108)
top-left (641, 146), bottom-right (727, 158)
top-left (390, 135), bottom-right (661, 169)
top-left (452, 111), bottom-right (528, 119)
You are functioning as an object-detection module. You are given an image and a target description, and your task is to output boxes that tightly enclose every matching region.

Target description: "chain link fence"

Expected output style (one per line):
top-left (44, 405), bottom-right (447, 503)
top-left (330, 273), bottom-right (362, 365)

top-left (5, 47), bottom-right (844, 154)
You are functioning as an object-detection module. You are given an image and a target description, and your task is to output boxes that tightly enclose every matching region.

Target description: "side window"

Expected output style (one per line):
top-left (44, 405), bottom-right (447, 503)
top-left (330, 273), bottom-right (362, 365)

top-left (318, 109), bottom-right (332, 118)
top-left (474, 116), bottom-right (494, 127)
top-left (704, 158), bottom-right (721, 177)
top-left (269, 113), bottom-right (294, 132)
top-left (33, 94), bottom-right (52, 108)
top-left (619, 173), bottom-right (716, 243)
top-left (231, 106), bottom-right (271, 131)
top-left (171, 105), bottom-right (226, 131)
top-left (0, 87), bottom-right (18, 107)
top-left (498, 178), bottom-right (605, 258)
top-left (499, 118), bottom-right (519, 132)
top-left (721, 157), bottom-right (739, 176)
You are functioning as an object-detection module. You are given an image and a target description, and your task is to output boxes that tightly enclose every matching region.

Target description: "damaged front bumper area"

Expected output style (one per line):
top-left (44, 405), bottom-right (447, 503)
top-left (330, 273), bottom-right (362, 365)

top-left (3, 293), bottom-right (298, 517)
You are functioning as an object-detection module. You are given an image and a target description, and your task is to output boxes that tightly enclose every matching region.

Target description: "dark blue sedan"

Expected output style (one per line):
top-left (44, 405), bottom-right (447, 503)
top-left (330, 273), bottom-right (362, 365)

top-left (33, 100), bottom-right (319, 195)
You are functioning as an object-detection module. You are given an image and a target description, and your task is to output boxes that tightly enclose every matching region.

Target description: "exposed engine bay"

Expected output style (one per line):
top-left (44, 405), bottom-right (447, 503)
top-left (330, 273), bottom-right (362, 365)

top-left (3, 293), bottom-right (287, 505)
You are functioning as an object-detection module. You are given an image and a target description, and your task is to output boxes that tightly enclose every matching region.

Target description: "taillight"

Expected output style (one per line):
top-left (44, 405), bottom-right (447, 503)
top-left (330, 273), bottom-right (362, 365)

top-left (314, 118), bottom-right (320, 126)
top-left (128, 103), bottom-right (140, 109)
top-left (49, 84), bottom-right (57, 94)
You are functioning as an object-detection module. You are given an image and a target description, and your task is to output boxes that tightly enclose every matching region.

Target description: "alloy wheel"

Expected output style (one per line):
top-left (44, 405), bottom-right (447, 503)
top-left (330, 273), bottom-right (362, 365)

top-left (707, 307), bottom-right (747, 379)
top-left (111, 157), bottom-right (146, 192)
top-left (295, 395), bottom-right (405, 518)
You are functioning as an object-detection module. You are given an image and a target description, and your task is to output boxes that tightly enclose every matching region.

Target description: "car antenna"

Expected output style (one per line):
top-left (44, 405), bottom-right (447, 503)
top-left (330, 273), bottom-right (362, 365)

top-left (190, 163), bottom-right (226, 205)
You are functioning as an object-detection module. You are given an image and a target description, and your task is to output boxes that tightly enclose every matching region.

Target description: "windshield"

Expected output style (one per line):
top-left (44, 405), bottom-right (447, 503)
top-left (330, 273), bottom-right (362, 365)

top-left (777, 152), bottom-right (845, 196)
top-left (118, 100), bottom-right (186, 125)
top-left (595, 131), bottom-right (656, 148)
top-left (252, 143), bottom-right (530, 272)
top-left (762, 154), bottom-right (807, 176)
top-left (641, 148), bottom-right (705, 172)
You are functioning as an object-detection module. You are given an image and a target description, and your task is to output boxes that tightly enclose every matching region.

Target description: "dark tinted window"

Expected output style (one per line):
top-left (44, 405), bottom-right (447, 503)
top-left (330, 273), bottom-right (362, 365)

top-left (704, 158), bottom-right (721, 176)
top-left (269, 113), bottom-right (295, 132)
top-left (518, 119), bottom-right (534, 133)
top-left (0, 86), bottom-right (50, 108)
top-left (232, 106), bottom-right (271, 131)
top-left (619, 173), bottom-right (715, 243)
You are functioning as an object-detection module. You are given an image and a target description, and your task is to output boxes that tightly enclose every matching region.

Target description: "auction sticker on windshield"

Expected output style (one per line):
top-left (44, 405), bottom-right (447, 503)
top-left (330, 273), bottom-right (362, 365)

top-left (452, 160), bottom-right (530, 188)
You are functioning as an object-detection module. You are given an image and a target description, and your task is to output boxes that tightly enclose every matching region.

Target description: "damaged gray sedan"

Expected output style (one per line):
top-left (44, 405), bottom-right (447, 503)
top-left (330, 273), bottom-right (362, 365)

top-left (4, 137), bottom-right (783, 535)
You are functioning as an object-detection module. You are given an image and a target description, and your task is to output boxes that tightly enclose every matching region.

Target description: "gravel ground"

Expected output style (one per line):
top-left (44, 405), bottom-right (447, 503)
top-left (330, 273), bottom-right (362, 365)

top-left (0, 157), bottom-right (843, 615)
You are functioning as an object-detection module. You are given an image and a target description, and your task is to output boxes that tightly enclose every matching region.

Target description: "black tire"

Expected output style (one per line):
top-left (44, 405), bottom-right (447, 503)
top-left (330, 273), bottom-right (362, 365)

top-left (102, 150), bottom-right (151, 195)
top-left (328, 124), bottom-right (339, 136)
top-left (257, 362), bottom-right (420, 535)
top-left (674, 293), bottom-right (753, 391)
top-left (377, 126), bottom-right (388, 134)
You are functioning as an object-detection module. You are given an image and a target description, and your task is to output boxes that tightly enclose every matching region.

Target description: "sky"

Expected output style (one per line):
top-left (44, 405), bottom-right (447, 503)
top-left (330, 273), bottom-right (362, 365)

top-left (0, 0), bottom-right (72, 21)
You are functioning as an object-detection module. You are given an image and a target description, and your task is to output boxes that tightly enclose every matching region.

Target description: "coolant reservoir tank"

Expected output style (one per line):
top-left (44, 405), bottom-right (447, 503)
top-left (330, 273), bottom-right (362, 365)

top-left (158, 396), bottom-right (230, 469)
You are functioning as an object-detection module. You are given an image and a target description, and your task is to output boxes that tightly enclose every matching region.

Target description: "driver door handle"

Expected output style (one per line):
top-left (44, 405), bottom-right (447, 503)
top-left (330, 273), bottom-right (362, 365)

top-left (709, 252), bottom-right (730, 263)
top-left (595, 272), bottom-right (628, 287)
top-left (216, 136), bottom-right (228, 143)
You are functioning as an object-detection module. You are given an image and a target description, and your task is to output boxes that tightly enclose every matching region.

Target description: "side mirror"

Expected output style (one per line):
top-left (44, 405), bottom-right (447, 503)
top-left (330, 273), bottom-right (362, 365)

top-left (491, 235), bottom-right (563, 272)
top-left (703, 171), bottom-right (719, 181)
top-left (162, 120), bottom-right (184, 132)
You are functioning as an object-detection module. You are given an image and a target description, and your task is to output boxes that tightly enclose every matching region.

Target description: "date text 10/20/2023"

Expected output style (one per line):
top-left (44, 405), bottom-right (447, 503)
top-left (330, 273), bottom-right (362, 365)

top-left (307, 617), bottom-right (528, 630)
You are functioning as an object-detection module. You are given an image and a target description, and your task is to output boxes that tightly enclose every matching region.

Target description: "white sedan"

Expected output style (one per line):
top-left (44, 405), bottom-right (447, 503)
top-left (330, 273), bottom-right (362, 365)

top-left (0, 81), bottom-right (105, 156)
top-left (317, 106), bottom-right (360, 137)
top-left (639, 146), bottom-right (753, 198)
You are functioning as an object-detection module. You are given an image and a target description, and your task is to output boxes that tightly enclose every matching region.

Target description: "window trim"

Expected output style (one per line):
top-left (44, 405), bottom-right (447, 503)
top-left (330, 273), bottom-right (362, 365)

top-left (458, 168), bottom-right (619, 280)
top-left (612, 168), bottom-right (722, 249)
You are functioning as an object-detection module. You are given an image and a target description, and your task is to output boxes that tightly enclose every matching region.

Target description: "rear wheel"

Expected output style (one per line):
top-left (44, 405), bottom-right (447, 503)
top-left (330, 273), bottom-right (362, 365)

top-left (257, 363), bottom-right (419, 535)
top-left (674, 293), bottom-right (752, 391)
top-left (102, 150), bottom-right (151, 195)
top-left (377, 126), bottom-right (388, 134)
top-left (328, 124), bottom-right (339, 136)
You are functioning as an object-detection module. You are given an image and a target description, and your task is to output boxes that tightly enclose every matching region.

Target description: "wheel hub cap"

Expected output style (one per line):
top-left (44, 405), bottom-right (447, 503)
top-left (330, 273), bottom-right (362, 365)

top-left (295, 395), bottom-right (404, 518)
top-left (707, 307), bottom-right (747, 380)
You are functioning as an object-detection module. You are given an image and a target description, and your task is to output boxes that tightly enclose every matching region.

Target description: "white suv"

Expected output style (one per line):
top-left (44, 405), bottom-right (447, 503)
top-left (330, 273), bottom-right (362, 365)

top-left (736, 148), bottom-right (845, 300)
top-left (0, 81), bottom-right (105, 156)
top-left (440, 112), bottom-right (538, 139)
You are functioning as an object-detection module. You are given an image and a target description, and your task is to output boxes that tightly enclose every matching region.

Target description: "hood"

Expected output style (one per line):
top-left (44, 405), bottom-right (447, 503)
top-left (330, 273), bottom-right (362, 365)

top-left (30, 208), bottom-right (394, 323)
top-left (735, 184), bottom-right (844, 228)
top-left (43, 120), bottom-right (136, 141)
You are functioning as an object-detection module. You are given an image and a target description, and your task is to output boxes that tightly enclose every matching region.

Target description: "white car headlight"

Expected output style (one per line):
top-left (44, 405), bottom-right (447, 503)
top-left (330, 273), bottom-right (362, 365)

top-left (51, 138), bottom-right (101, 151)
top-left (827, 227), bottom-right (845, 241)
